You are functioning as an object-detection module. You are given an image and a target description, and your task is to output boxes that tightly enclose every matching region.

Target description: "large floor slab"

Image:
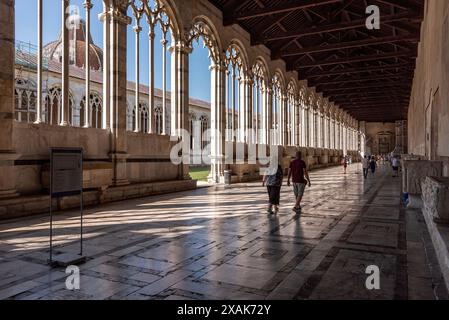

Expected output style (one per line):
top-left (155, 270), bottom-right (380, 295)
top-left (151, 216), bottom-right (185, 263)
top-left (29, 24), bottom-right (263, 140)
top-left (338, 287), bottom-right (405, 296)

top-left (0, 164), bottom-right (447, 300)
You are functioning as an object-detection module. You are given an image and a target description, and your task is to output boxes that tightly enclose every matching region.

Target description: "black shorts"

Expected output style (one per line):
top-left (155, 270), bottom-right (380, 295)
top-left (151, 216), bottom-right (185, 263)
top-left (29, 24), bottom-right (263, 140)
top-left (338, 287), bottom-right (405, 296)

top-left (267, 186), bottom-right (281, 205)
top-left (393, 166), bottom-right (399, 171)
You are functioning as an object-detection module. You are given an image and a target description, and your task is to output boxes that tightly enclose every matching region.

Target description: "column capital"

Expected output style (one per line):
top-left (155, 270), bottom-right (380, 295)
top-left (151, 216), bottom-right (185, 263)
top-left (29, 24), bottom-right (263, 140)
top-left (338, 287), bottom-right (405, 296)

top-left (242, 77), bottom-right (253, 85)
top-left (209, 62), bottom-right (227, 72)
top-left (83, 0), bottom-right (93, 10)
top-left (169, 40), bottom-right (192, 55)
top-left (148, 29), bottom-right (156, 40)
top-left (105, 7), bottom-right (132, 25)
top-left (133, 25), bottom-right (142, 33)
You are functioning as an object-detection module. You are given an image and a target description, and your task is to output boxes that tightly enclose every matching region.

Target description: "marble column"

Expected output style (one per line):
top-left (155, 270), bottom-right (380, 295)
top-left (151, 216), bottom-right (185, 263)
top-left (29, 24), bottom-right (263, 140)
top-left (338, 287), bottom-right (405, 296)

top-left (83, 0), bottom-right (93, 128)
top-left (108, 4), bottom-right (131, 186)
top-left (35, 0), bottom-right (43, 124)
top-left (282, 95), bottom-right (287, 146)
top-left (133, 23), bottom-right (141, 133)
top-left (99, 3), bottom-right (110, 129)
top-left (304, 106), bottom-right (312, 147)
top-left (302, 105), bottom-right (307, 147)
top-left (0, 0), bottom-right (18, 199)
top-left (148, 29), bottom-right (155, 133)
top-left (295, 100), bottom-right (300, 146)
top-left (192, 119), bottom-right (202, 164)
top-left (243, 77), bottom-right (252, 143)
top-left (60, 0), bottom-right (69, 126)
top-left (171, 40), bottom-right (191, 179)
top-left (161, 37), bottom-right (168, 135)
top-left (209, 62), bottom-right (226, 183)
top-left (265, 88), bottom-right (272, 145)
top-left (320, 113), bottom-right (326, 149)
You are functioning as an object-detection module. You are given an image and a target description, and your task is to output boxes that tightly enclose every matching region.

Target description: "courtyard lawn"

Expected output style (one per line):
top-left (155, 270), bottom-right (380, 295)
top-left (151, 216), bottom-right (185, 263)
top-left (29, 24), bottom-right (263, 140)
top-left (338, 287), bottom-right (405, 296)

top-left (189, 167), bottom-right (210, 181)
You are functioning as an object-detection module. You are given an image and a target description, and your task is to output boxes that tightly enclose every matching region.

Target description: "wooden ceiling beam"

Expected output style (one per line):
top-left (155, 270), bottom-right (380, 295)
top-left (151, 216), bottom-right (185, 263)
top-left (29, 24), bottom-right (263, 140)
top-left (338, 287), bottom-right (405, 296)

top-left (225, 0), bottom-right (342, 23)
top-left (296, 50), bottom-right (414, 69)
top-left (318, 82), bottom-right (410, 92)
top-left (283, 34), bottom-right (419, 57)
top-left (375, 0), bottom-right (422, 12)
top-left (328, 92), bottom-right (410, 99)
top-left (303, 62), bottom-right (413, 78)
top-left (264, 12), bottom-right (420, 43)
top-left (310, 73), bottom-right (412, 86)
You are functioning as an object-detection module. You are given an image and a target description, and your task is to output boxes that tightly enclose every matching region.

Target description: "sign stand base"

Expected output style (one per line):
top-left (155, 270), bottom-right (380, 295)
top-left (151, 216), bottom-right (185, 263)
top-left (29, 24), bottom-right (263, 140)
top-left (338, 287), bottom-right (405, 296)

top-left (48, 253), bottom-right (87, 268)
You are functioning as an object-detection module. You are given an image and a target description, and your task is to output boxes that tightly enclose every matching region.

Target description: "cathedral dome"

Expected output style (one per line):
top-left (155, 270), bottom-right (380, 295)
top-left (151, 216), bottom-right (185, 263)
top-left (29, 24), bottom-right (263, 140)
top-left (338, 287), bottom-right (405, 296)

top-left (43, 18), bottom-right (103, 71)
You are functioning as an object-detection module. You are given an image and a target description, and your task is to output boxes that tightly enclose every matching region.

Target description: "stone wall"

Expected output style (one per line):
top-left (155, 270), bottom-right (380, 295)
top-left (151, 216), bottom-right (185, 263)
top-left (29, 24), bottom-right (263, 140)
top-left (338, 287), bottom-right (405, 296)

top-left (408, 0), bottom-right (449, 176)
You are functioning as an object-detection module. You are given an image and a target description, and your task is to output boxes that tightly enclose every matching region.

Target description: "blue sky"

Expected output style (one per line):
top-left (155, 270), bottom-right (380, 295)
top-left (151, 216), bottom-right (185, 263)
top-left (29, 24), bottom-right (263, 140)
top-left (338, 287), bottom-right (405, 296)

top-left (14, 0), bottom-right (211, 102)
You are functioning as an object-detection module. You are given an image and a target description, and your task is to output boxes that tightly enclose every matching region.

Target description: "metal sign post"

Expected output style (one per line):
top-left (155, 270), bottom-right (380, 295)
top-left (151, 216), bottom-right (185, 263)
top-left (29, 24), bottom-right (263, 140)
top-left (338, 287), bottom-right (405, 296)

top-left (48, 148), bottom-right (86, 267)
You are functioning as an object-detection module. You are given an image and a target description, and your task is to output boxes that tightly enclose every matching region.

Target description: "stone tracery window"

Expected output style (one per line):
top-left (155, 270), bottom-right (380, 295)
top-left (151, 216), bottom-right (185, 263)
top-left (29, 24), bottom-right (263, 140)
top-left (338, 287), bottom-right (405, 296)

top-left (140, 103), bottom-right (149, 133)
top-left (127, 101), bottom-right (151, 134)
top-left (126, 103), bottom-right (134, 131)
top-left (80, 92), bottom-right (103, 129)
top-left (128, 0), bottom-right (176, 135)
top-left (44, 86), bottom-right (74, 126)
top-left (154, 105), bottom-right (163, 135)
top-left (14, 78), bottom-right (37, 123)
top-left (199, 114), bottom-right (209, 150)
top-left (189, 113), bottom-right (196, 150)
top-left (186, 17), bottom-right (221, 159)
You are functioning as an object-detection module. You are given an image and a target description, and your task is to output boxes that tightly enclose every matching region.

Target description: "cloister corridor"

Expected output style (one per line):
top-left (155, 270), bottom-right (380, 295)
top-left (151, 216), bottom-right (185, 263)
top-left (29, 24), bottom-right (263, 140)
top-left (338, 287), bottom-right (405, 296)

top-left (0, 164), bottom-right (447, 300)
top-left (2, 0), bottom-right (449, 305)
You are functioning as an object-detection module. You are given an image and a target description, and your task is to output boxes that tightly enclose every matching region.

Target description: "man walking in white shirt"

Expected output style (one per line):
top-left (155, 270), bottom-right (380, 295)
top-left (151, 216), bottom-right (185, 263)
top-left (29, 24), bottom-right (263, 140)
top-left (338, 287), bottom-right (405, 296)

top-left (391, 156), bottom-right (400, 177)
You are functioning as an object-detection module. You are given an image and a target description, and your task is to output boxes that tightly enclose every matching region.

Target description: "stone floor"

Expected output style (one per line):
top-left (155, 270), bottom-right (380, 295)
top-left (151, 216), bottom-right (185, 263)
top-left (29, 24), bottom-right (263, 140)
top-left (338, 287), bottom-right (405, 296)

top-left (0, 164), bottom-right (447, 300)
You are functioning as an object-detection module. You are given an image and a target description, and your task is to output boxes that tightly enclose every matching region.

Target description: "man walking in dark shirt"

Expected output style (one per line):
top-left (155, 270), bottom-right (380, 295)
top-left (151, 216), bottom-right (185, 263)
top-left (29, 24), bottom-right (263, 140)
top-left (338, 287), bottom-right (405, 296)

top-left (287, 151), bottom-right (311, 213)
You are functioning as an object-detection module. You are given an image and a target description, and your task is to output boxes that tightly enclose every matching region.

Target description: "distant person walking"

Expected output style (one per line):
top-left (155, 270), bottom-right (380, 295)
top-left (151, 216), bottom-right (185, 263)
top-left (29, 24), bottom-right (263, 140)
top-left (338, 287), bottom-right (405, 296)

top-left (287, 151), bottom-right (311, 214)
top-left (369, 156), bottom-right (377, 176)
top-left (342, 156), bottom-right (348, 174)
top-left (362, 156), bottom-right (369, 179)
top-left (391, 156), bottom-right (400, 177)
top-left (263, 163), bottom-right (284, 214)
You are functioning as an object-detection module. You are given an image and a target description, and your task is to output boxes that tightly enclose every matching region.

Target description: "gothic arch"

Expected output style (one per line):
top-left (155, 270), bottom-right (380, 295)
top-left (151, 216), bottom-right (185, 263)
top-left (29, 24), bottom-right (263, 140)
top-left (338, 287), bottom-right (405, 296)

top-left (225, 39), bottom-right (249, 73)
top-left (299, 85), bottom-right (308, 106)
top-left (186, 16), bottom-right (222, 64)
top-left (156, 0), bottom-right (183, 38)
top-left (44, 85), bottom-right (75, 125)
top-left (272, 69), bottom-right (286, 92)
top-left (287, 79), bottom-right (298, 95)
top-left (252, 57), bottom-right (270, 82)
top-left (127, 0), bottom-right (180, 40)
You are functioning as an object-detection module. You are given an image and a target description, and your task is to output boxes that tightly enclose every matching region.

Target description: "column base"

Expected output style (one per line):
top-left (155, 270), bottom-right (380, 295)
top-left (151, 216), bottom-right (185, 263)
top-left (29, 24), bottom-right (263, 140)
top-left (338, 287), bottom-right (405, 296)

top-left (0, 189), bottom-right (19, 199)
top-left (109, 152), bottom-right (130, 187)
top-left (0, 151), bottom-right (20, 199)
